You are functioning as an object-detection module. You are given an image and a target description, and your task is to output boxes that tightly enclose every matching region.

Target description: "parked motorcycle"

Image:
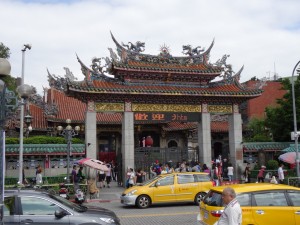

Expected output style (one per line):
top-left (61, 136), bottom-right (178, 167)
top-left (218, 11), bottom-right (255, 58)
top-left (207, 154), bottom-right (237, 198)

top-left (75, 189), bottom-right (85, 204)
top-left (59, 178), bottom-right (70, 199)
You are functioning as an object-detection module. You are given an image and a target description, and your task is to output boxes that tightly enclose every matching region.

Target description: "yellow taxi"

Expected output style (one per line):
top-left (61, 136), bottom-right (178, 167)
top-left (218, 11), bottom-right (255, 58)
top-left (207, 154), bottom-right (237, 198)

top-left (199, 183), bottom-right (300, 225)
top-left (120, 172), bottom-right (214, 208)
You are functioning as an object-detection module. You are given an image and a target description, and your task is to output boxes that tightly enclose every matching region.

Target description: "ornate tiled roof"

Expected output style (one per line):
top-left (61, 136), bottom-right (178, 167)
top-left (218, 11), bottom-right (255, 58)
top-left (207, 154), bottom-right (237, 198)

top-left (109, 32), bottom-right (219, 83)
top-left (29, 103), bottom-right (47, 131)
top-left (112, 60), bottom-right (222, 75)
top-left (282, 144), bottom-right (300, 152)
top-left (46, 88), bottom-right (86, 123)
top-left (243, 142), bottom-right (292, 152)
top-left (64, 33), bottom-right (262, 103)
top-left (5, 144), bottom-right (85, 155)
top-left (66, 77), bottom-right (262, 100)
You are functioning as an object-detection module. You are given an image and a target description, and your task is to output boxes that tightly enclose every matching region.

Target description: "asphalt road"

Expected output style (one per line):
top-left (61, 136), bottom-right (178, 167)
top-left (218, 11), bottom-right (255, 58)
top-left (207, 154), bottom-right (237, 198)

top-left (86, 184), bottom-right (200, 225)
top-left (102, 199), bottom-right (199, 225)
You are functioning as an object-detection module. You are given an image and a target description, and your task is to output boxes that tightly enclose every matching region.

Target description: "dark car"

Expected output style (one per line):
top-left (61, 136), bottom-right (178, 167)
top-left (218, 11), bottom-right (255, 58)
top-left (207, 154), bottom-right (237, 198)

top-left (2, 189), bottom-right (120, 225)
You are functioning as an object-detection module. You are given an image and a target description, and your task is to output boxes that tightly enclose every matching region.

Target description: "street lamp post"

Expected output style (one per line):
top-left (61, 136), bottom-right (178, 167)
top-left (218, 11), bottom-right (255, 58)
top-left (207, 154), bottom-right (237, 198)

top-left (24, 112), bottom-right (32, 138)
top-left (57, 119), bottom-right (80, 183)
top-left (291, 60), bottom-right (300, 178)
top-left (0, 58), bottom-right (18, 223)
top-left (17, 44), bottom-right (32, 185)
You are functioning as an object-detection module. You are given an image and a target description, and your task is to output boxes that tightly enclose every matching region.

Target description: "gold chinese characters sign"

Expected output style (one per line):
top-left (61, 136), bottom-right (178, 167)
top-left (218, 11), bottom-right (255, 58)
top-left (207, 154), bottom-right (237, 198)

top-left (132, 104), bottom-right (201, 112)
top-left (208, 105), bottom-right (232, 113)
top-left (95, 103), bottom-right (124, 112)
top-left (134, 112), bottom-right (201, 122)
top-left (95, 103), bottom-right (232, 113)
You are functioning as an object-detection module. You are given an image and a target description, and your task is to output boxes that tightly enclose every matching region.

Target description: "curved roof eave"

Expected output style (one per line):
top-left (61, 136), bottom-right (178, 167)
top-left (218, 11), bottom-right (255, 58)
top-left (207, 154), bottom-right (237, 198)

top-left (66, 85), bottom-right (262, 98)
top-left (112, 64), bottom-right (222, 75)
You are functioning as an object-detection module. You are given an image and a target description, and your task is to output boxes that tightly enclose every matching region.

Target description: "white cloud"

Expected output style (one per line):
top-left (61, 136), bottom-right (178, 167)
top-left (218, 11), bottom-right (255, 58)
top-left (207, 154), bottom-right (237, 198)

top-left (1, 0), bottom-right (300, 94)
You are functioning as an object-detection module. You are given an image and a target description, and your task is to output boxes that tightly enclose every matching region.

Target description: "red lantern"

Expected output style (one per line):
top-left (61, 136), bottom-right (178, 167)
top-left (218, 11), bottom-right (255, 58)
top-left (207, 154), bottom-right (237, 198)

top-left (145, 136), bottom-right (153, 147)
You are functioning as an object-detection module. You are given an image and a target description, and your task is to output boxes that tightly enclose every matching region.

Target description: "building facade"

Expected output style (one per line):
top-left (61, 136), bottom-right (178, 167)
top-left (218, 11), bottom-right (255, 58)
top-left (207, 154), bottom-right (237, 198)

top-left (63, 33), bottom-right (262, 180)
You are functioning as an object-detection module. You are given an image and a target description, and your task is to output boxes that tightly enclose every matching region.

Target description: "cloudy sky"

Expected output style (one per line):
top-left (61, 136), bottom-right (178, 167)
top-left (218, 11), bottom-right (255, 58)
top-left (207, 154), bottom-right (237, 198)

top-left (1, 0), bottom-right (300, 95)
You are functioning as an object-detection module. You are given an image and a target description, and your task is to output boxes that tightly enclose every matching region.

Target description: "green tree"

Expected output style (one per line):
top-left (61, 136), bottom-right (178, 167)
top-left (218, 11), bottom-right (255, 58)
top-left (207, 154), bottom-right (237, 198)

top-left (0, 42), bottom-right (17, 92)
top-left (244, 117), bottom-right (272, 142)
top-left (265, 75), bottom-right (300, 141)
top-left (0, 42), bottom-right (10, 58)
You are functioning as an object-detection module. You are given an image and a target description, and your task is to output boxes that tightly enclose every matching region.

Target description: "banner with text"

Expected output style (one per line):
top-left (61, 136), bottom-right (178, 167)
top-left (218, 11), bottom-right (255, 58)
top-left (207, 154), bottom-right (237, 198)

top-left (134, 112), bottom-right (201, 122)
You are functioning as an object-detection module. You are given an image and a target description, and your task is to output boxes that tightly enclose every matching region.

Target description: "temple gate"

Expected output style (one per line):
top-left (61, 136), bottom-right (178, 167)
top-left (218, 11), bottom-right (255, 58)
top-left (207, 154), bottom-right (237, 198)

top-left (64, 33), bottom-right (262, 183)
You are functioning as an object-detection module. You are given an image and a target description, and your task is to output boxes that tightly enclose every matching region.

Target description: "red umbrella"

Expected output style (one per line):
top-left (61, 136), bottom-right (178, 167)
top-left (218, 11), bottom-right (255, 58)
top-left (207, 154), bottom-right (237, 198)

top-left (77, 158), bottom-right (109, 171)
top-left (278, 152), bottom-right (297, 164)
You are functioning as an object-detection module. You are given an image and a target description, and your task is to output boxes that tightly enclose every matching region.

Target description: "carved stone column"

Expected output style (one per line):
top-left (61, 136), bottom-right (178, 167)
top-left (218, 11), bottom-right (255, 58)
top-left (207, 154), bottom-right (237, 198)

top-left (85, 101), bottom-right (97, 159)
top-left (198, 103), bottom-right (212, 167)
top-left (228, 104), bottom-right (243, 180)
top-left (122, 101), bottom-right (134, 187)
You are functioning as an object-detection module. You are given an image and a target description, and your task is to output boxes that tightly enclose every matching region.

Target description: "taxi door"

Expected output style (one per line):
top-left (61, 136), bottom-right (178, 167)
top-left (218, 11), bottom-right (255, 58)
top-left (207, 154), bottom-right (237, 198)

top-left (152, 175), bottom-right (176, 203)
top-left (287, 191), bottom-right (300, 225)
top-left (175, 174), bottom-right (197, 202)
top-left (252, 191), bottom-right (295, 225)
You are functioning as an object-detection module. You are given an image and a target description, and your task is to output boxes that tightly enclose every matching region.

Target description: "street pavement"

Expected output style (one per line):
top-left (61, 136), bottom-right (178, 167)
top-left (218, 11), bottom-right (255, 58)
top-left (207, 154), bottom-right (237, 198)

top-left (84, 181), bottom-right (200, 225)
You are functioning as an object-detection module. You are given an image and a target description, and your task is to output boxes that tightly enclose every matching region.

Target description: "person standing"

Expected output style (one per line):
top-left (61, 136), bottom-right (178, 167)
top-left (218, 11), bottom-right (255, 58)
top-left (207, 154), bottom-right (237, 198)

top-left (71, 165), bottom-right (79, 191)
top-left (98, 170), bottom-right (106, 188)
top-left (244, 163), bottom-right (251, 183)
top-left (227, 163), bottom-right (234, 182)
top-left (212, 163), bottom-right (220, 186)
top-left (216, 187), bottom-right (242, 225)
top-left (126, 168), bottom-right (135, 188)
top-left (36, 165), bottom-right (43, 185)
top-left (257, 166), bottom-right (266, 183)
top-left (105, 164), bottom-right (112, 188)
top-left (278, 164), bottom-right (284, 184)
top-left (135, 168), bottom-right (145, 185)
top-left (77, 166), bottom-right (85, 182)
top-left (217, 162), bottom-right (223, 185)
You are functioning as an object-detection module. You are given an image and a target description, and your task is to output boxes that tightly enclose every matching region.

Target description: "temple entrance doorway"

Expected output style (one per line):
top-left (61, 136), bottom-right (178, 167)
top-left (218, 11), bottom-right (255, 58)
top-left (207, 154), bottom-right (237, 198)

top-left (213, 142), bottom-right (223, 161)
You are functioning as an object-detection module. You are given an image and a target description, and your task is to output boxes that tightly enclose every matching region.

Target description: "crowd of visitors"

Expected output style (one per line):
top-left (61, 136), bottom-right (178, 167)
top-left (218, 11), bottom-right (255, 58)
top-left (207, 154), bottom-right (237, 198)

top-left (25, 156), bottom-right (286, 190)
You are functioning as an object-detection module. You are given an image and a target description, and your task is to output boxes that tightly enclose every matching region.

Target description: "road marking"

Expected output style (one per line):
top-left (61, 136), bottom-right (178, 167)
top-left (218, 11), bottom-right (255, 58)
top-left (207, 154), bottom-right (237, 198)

top-left (119, 211), bottom-right (198, 218)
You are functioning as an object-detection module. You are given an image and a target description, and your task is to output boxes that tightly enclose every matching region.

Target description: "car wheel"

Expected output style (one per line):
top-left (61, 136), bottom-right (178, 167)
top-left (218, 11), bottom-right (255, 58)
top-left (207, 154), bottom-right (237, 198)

top-left (195, 192), bottom-right (206, 205)
top-left (136, 195), bottom-right (151, 208)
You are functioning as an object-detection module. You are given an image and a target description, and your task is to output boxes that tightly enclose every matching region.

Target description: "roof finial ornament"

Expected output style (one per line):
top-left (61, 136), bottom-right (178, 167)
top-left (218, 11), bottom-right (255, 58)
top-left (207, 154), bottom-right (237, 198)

top-left (159, 44), bottom-right (171, 57)
top-left (108, 48), bottom-right (119, 61)
top-left (215, 54), bottom-right (230, 67)
top-left (214, 54), bottom-right (235, 84)
top-left (63, 67), bottom-right (77, 82)
top-left (121, 41), bottom-right (145, 53)
top-left (47, 70), bottom-right (67, 91)
top-left (91, 57), bottom-right (105, 74)
top-left (223, 64), bottom-right (234, 82)
top-left (182, 45), bottom-right (204, 56)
